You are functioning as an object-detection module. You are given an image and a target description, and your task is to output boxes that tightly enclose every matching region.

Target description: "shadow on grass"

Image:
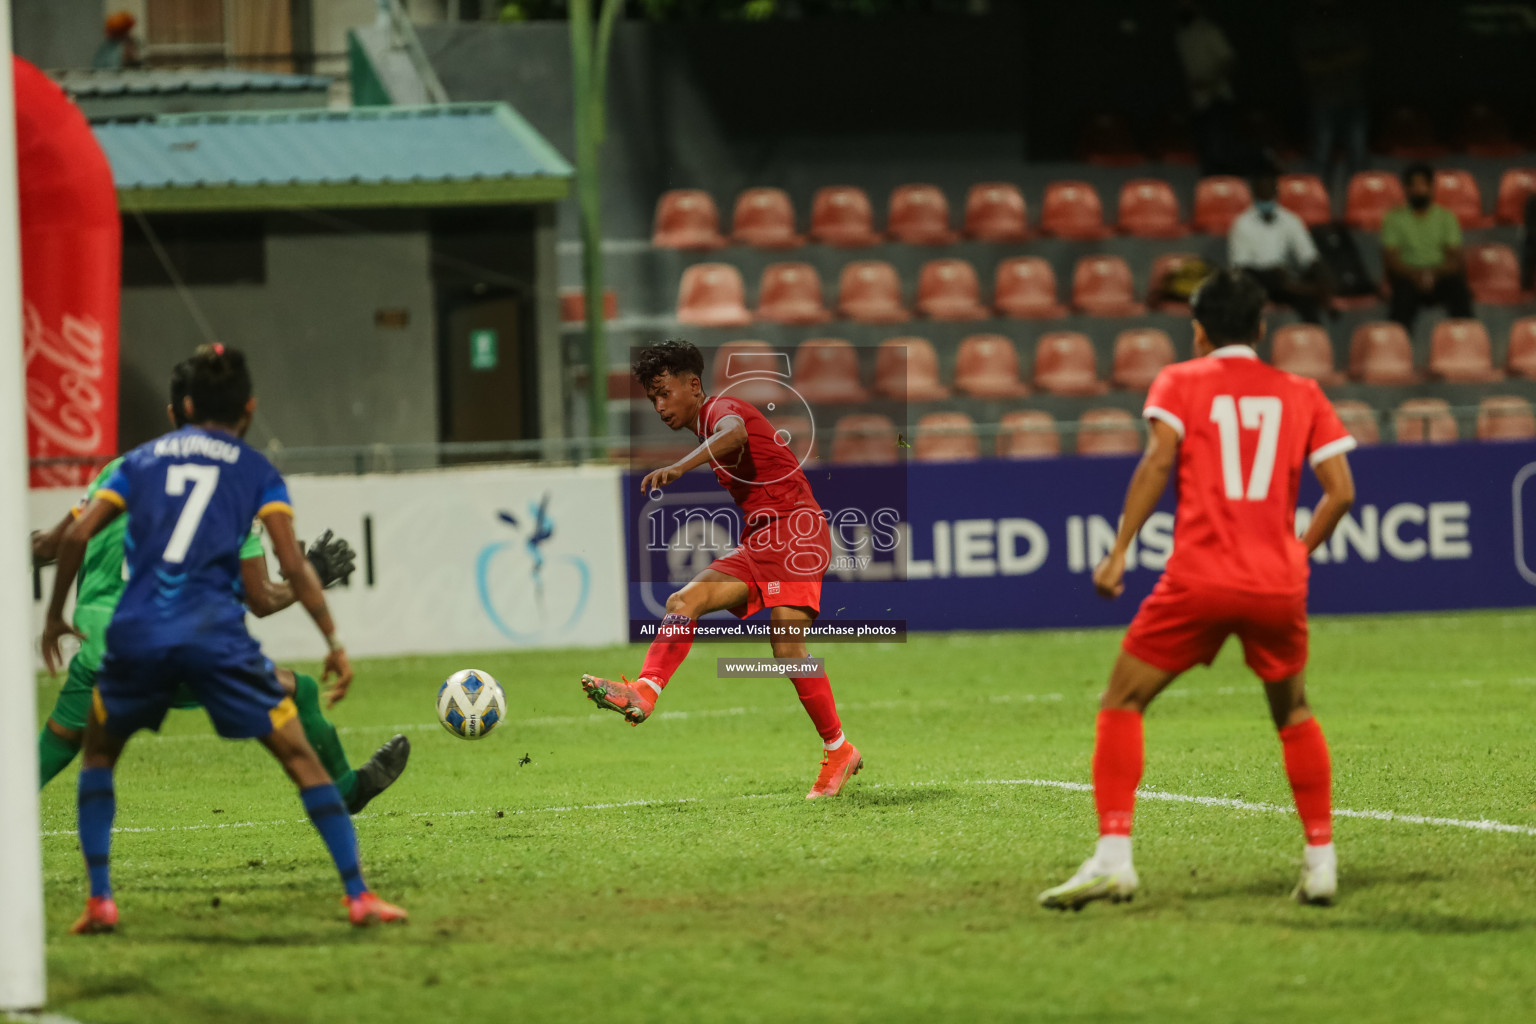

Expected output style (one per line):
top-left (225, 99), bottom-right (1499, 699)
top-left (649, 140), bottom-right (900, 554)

top-left (844, 786), bottom-right (956, 808)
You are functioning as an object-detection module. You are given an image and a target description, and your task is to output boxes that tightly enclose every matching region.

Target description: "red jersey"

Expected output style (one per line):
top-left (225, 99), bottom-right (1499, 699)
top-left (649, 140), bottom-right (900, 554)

top-left (696, 395), bottom-right (821, 524)
top-left (1143, 345), bottom-right (1355, 594)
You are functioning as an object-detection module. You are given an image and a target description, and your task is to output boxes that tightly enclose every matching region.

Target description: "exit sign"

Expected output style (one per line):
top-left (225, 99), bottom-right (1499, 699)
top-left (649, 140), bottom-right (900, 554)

top-left (469, 329), bottom-right (498, 371)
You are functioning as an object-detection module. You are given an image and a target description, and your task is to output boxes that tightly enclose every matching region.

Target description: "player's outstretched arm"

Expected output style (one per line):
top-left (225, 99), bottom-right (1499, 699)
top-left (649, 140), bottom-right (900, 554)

top-left (41, 498), bottom-right (121, 674)
top-left (640, 414), bottom-right (747, 493)
top-left (1302, 453), bottom-right (1356, 554)
top-left (31, 509), bottom-right (74, 568)
top-left (263, 509), bottom-right (353, 703)
top-left (1093, 419), bottom-right (1180, 600)
top-left (242, 530), bottom-right (358, 618)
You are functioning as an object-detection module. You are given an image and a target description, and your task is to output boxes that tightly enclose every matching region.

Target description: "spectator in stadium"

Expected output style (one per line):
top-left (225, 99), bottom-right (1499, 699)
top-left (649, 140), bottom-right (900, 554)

top-left (1381, 162), bottom-right (1472, 331)
top-left (92, 11), bottom-right (141, 70)
top-left (1294, 0), bottom-right (1370, 188)
top-left (1228, 169), bottom-right (1330, 324)
top-left (1174, 1), bottom-right (1241, 175)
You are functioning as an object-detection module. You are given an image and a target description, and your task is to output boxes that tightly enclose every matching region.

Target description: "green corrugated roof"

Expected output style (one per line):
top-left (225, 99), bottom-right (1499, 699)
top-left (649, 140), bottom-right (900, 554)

top-left (54, 67), bottom-right (332, 98)
top-left (94, 104), bottom-right (573, 212)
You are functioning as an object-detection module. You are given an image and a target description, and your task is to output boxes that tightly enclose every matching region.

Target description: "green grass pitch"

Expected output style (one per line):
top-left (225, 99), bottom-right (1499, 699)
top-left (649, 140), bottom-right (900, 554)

top-left (33, 609), bottom-right (1536, 1023)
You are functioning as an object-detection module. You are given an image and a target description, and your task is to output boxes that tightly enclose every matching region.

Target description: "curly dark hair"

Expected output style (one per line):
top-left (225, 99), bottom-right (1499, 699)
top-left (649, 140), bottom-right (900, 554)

top-left (631, 338), bottom-right (704, 390)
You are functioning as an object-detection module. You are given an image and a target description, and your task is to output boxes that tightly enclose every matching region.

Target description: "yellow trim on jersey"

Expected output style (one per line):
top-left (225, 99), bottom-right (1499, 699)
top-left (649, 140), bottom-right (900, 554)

top-left (257, 501), bottom-right (294, 520)
top-left (91, 687), bottom-right (108, 726)
top-left (70, 504), bottom-right (83, 519)
top-left (268, 696), bottom-right (297, 732)
top-left (95, 489), bottom-right (126, 509)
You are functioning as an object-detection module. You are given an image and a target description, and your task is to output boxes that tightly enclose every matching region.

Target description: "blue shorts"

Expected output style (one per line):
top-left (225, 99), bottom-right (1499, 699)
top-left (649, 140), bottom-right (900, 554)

top-left (94, 633), bottom-right (295, 740)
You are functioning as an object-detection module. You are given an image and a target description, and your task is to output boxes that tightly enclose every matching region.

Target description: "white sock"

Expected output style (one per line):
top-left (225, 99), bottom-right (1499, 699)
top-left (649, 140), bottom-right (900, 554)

top-left (823, 732), bottom-right (845, 751)
top-left (1304, 842), bottom-right (1336, 870)
top-left (1094, 835), bottom-right (1132, 870)
top-left (637, 677), bottom-right (663, 697)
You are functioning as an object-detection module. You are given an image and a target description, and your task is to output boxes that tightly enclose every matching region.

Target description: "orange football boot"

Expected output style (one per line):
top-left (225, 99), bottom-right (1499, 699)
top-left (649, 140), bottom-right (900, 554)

top-left (580, 674), bottom-right (655, 725)
top-left (806, 741), bottom-right (863, 800)
top-left (347, 892), bottom-right (408, 927)
top-left (70, 895), bottom-right (118, 935)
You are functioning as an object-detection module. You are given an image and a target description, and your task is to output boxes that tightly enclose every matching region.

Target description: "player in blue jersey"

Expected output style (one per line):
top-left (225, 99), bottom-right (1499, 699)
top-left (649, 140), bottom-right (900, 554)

top-left (42, 345), bottom-right (407, 932)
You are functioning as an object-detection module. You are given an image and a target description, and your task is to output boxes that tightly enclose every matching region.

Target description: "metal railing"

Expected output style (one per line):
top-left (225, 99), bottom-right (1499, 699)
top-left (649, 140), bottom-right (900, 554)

top-left (375, 0), bottom-right (450, 104)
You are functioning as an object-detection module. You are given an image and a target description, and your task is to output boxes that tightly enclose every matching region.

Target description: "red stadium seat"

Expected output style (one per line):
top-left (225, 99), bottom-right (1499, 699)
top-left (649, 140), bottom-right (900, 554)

top-left (1344, 171), bottom-right (1406, 231)
top-left (1278, 173), bottom-right (1331, 227)
top-left (1394, 398), bottom-right (1459, 444)
top-left (1111, 328), bottom-right (1176, 390)
top-left (1071, 255), bottom-right (1145, 316)
top-left (874, 336), bottom-right (950, 401)
top-left (887, 184), bottom-right (958, 245)
top-left (917, 258), bottom-right (989, 321)
top-left (793, 338), bottom-right (869, 404)
top-left (998, 410), bottom-right (1061, 459)
top-left (652, 189), bottom-right (727, 250)
top-left (1477, 395), bottom-right (1536, 440)
top-left (676, 263), bottom-right (752, 327)
top-left (1349, 322), bottom-right (1420, 384)
top-left (1507, 317), bottom-right (1536, 379)
top-left (731, 187), bottom-right (804, 249)
top-left (755, 262), bottom-right (832, 325)
top-left (1429, 319), bottom-right (1504, 382)
top-left (1040, 181), bottom-right (1111, 240)
top-left (954, 334), bottom-right (1029, 398)
top-left (831, 413), bottom-right (899, 464)
top-left (913, 412), bottom-right (980, 463)
top-left (1117, 178), bottom-right (1186, 238)
top-left (559, 287), bottom-right (617, 323)
top-left (964, 182), bottom-right (1028, 242)
top-left (1466, 243), bottom-right (1525, 305)
top-left (1271, 323), bottom-right (1344, 386)
top-left (1462, 103), bottom-right (1522, 158)
top-left (1495, 168), bottom-right (1536, 226)
top-left (1145, 251), bottom-right (1202, 314)
top-left (1076, 408), bottom-right (1141, 455)
top-left (709, 340), bottom-right (787, 406)
top-left (1434, 169), bottom-right (1493, 230)
top-left (993, 256), bottom-right (1068, 319)
top-left (810, 186), bottom-right (882, 247)
top-left (1333, 400), bottom-right (1380, 445)
top-left (1193, 176), bottom-right (1252, 235)
top-left (837, 260), bottom-right (909, 323)
top-left (1033, 331), bottom-right (1107, 396)
top-left (1077, 112), bottom-right (1143, 167)
top-left (1377, 105), bottom-right (1446, 159)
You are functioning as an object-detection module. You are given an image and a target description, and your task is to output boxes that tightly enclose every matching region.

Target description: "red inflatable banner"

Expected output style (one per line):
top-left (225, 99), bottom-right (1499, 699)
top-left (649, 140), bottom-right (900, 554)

top-left (14, 57), bottom-right (120, 488)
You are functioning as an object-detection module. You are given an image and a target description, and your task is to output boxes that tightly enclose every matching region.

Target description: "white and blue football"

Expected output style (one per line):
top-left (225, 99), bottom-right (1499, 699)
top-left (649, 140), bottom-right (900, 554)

top-left (436, 669), bottom-right (506, 740)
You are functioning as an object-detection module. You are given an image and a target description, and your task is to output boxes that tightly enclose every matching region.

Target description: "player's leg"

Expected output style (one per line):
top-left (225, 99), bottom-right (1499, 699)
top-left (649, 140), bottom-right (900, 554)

top-left (278, 668), bottom-right (410, 815)
top-left (39, 610), bottom-right (111, 788)
top-left (768, 604), bottom-right (861, 799)
top-left (71, 697), bottom-right (130, 935)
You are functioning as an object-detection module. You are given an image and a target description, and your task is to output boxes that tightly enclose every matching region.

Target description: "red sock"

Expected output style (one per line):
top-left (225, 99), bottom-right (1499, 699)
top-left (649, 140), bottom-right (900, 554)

top-left (1092, 709), bottom-right (1144, 837)
top-left (1280, 717), bottom-right (1333, 845)
top-left (792, 676), bottom-right (843, 745)
top-left (638, 614), bottom-right (695, 695)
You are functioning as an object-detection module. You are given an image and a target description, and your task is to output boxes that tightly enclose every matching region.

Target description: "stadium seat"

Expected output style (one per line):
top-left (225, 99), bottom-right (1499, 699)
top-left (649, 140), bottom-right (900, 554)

top-left (887, 184), bottom-right (958, 245)
top-left (837, 260), bottom-right (909, 323)
top-left (994, 256), bottom-right (1068, 319)
top-left (913, 412), bottom-right (980, 463)
top-left (831, 413), bottom-right (900, 464)
top-left (1193, 176), bottom-right (1252, 234)
top-left (1071, 255), bottom-right (1145, 316)
top-left (709, 340), bottom-right (788, 406)
top-left (1377, 105), bottom-right (1446, 159)
top-left (1076, 408), bottom-right (1141, 455)
top-left (1040, 181), bottom-right (1111, 240)
top-left (1145, 251), bottom-right (1202, 314)
top-left (1076, 112), bottom-right (1143, 167)
top-left (1465, 242), bottom-right (1526, 305)
top-left (676, 263), bottom-right (752, 327)
top-left (1507, 317), bottom-right (1536, 379)
top-left (1434, 169), bottom-right (1493, 230)
top-left (1344, 171), bottom-right (1406, 231)
top-left (954, 333), bottom-right (1030, 398)
top-left (1033, 331), bottom-right (1107, 396)
top-left (811, 186), bottom-right (883, 247)
top-left (793, 338), bottom-right (869, 404)
top-left (1117, 178), bottom-right (1186, 238)
top-left (1349, 321), bottom-right (1420, 384)
top-left (1393, 398), bottom-right (1459, 444)
top-left (997, 410), bottom-right (1061, 459)
top-left (1429, 319), bottom-right (1504, 382)
top-left (874, 336), bottom-right (950, 401)
top-left (755, 262), bottom-right (832, 324)
top-left (1462, 103), bottom-right (1522, 158)
top-left (1333, 400), bottom-right (1380, 445)
top-left (1278, 173), bottom-right (1331, 227)
top-left (964, 182), bottom-right (1028, 242)
top-left (652, 189), bottom-right (727, 250)
top-left (917, 258), bottom-right (989, 321)
top-left (1111, 328), bottom-right (1176, 390)
top-left (1495, 167), bottom-right (1536, 225)
top-left (559, 287), bottom-right (617, 323)
top-left (1477, 395), bottom-right (1536, 440)
top-left (1271, 323), bottom-right (1345, 386)
top-left (731, 187), bottom-right (804, 249)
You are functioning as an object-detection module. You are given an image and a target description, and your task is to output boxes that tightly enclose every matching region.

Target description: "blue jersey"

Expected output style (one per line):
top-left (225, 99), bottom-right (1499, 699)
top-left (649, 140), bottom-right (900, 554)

top-left (97, 425), bottom-right (291, 650)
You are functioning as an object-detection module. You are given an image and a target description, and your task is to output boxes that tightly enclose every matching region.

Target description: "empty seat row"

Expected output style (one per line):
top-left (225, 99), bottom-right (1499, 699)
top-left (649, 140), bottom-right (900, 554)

top-left (654, 169), bottom-right (1536, 251)
top-left (1338, 395), bottom-right (1536, 444)
top-left (1278, 318), bottom-right (1536, 385)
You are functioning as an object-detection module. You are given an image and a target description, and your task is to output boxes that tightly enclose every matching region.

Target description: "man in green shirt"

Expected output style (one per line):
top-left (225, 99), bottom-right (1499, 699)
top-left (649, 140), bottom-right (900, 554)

top-left (1380, 161), bottom-right (1473, 332)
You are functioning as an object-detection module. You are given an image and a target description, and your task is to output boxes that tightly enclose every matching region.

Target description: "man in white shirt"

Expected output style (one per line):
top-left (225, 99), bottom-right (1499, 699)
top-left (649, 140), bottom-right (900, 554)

top-left (1228, 171), bottom-right (1330, 323)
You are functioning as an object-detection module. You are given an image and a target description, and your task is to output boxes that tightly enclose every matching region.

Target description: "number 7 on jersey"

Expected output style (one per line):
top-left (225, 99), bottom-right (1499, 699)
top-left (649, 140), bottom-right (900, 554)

top-left (1210, 395), bottom-right (1282, 501)
top-left (163, 464), bottom-right (220, 562)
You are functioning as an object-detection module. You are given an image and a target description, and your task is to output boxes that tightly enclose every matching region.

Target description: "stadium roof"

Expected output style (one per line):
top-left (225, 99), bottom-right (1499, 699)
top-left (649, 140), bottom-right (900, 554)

top-left (53, 67), bottom-right (332, 99)
top-left (94, 104), bottom-right (574, 212)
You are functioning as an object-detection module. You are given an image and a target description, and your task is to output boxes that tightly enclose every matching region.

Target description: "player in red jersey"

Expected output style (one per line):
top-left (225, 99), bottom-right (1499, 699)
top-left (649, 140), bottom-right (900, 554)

top-left (1040, 271), bottom-right (1357, 910)
top-left (580, 340), bottom-right (862, 799)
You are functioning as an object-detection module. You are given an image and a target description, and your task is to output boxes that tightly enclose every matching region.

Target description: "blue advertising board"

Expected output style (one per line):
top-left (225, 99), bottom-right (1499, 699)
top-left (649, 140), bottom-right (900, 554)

top-left (624, 440), bottom-right (1536, 632)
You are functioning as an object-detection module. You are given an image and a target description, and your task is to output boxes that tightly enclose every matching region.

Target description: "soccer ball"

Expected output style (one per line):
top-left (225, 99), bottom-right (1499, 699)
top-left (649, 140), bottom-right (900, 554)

top-left (436, 669), bottom-right (506, 739)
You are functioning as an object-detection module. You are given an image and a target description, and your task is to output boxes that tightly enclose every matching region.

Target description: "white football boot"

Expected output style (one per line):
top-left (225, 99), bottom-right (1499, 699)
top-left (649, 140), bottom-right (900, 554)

top-left (1039, 837), bottom-right (1139, 911)
top-left (1293, 842), bottom-right (1337, 906)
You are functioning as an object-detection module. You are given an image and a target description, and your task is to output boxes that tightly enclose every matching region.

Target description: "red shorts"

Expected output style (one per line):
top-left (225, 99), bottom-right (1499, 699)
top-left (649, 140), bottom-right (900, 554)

top-left (708, 510), bottom-right (830, 619)
top-left (1122, 575), bottom-right (1309, 683)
